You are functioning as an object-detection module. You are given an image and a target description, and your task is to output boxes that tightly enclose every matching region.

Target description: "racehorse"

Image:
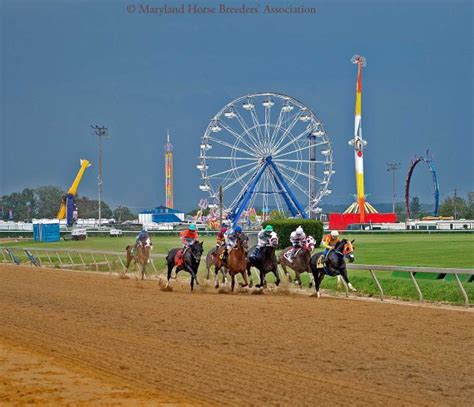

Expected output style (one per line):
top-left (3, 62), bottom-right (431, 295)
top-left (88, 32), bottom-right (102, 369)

top-left (309, 239), bottom-right (356, 298)
top-left (225, 234), bottom-right (250, 292)
top-left (166, 241), bottom-right (204, 291)
top-left (205, 246), bottom-right (228, 287)
top-left (125, 238), bottom-right (152, 280)
top-left (247, 237), bottom-right (280, 289)
top-left (279, 236), bottom-right (316, 287)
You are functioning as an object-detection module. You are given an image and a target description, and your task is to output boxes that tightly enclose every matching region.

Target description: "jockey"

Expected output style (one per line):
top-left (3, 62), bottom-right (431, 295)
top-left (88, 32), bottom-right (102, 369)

top-left (322, 230), bottom-right (340, 259)
top-left (251, 224), bottom-right (277, 261)
top-left (285, 226), bottom-right (306, 263)
top-left (221, 225), bottom-right (243, 262)
top-left (180, 224), bottom-right (199, 249)
top-left (216, 225), bottom-right (228, 248)
top-left (133, 226), bottom-right (150, 255)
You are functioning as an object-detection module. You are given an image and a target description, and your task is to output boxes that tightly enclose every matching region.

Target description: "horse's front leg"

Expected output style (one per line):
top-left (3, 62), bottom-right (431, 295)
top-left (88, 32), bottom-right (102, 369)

top-left (231, 273), bottom-right (236, 292)
top-left (241, 270), bottom-right (249, 288)
top-left (341, 269), bottom-right (357, 292)
top-left (214, 266), bottom-right (220, 289)
top-left (260, 270), bottom-right (266, 289)
top-left (166, 263), bottom-right (174, 288)
top-left (315, 271), bottom-right (324, 298)
top-left (273, 267), bottom-right (280, 287)
top-left (247, 264), bottom-right (254, 288)
top-left (308, 270), bottom-right (315, 288)
top-left (186, 265), bottom-right (199, 288)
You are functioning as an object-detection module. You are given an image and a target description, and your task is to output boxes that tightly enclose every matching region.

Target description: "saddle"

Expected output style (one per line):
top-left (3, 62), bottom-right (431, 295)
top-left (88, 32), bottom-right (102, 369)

top-left (316, 255), bottom-right (326, 269)
top-left (175, 248), bottom-right (185, 267)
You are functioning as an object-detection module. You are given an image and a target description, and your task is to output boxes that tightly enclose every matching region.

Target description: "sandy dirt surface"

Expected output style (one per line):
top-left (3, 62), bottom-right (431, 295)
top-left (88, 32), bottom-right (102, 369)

top-left (1, 265), bottom-right (473, 406)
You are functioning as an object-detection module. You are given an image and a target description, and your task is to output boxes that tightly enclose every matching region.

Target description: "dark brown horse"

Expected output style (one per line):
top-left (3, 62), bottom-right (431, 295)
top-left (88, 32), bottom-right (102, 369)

top-left (166, 241), bottom-right (204, 291)
top-left (309, 239), bottom-right (356, 298)
top-left (206, 246), bottom-right (228, 287)
top-left (279, 236), bottom-right (316, 287)
top-left (125, 238), bottom-right (152, 280)
top-left (247, 236), bottom-right (280, 288)
top-left (225, 234), bottom-right (249, 291)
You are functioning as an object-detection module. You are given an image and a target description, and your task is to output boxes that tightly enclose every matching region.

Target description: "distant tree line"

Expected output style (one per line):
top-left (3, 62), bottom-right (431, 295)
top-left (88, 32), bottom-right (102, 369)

top-left (0, 186), bottom-right (136, 222)
top-left (394, 194), bottom-right (474, 220)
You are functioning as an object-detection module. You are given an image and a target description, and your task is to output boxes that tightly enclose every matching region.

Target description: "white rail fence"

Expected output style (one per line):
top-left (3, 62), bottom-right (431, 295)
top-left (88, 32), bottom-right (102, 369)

top-left (346, 264), bottom-right (473, 308)
top-left (1, 247), bottom-right (472, 308)
top-left (0, 246), bottom-right (166, 275)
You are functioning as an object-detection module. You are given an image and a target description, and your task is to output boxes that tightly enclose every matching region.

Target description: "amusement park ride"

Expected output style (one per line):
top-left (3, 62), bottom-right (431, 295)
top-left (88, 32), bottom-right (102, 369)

top-left (328, 55), bottom-right (396, 230)
top-left (198, 92), bottom-right (334, 226)
top-left (56, 159), bottom-right (91, 226)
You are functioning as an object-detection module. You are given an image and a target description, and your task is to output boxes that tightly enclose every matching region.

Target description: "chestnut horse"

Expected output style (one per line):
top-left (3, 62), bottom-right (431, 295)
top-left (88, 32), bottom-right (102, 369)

top-left (206, 246), bottom-right (228, 287)
top-left (224, 234), bottom-right (249, 292)
top-left (125, 238), bottom-right (152, 280)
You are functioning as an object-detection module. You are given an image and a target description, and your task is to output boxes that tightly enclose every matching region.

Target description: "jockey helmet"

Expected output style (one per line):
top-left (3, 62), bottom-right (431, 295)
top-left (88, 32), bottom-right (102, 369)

top-left (189, 224), bottom-right (197, 231)
top-left (330, 230), bottom-right (339, 238)
top-left (296, 226), bottom-right (304, 235)
top-left (264, 225), bottom-right (273, 234)
top-left (234, 225), bottom-right (242, 233)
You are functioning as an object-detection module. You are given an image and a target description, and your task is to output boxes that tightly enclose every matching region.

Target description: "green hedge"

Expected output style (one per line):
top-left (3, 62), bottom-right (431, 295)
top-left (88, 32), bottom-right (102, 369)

top-left (262, 219), bottom-right (324, 249)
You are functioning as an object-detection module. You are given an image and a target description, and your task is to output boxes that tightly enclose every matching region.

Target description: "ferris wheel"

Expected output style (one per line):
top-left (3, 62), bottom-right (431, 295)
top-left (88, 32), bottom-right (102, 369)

top-left (198, 92), bottom-right (334, 223)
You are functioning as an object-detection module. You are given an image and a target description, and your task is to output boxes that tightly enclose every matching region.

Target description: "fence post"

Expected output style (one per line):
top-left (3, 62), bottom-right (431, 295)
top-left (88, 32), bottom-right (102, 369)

top-left (77, 251), bottom-right (86, 270)
top-left (453, 274), bottom-right (469, 308)
top-left (90, 252), bottom-right (98, 271)
top-left (117, 254), bottom-right (126, 271)
top-left (67, 251), bottom-right (75, 267)
top-left (34, 250), bottom-right (43, 267)
top-left (55, 251), bottom-right (63, 268)
top-left (104, 254), bottom-right (112, 271)
top-left (409, 272), bottom-right (423, 303)
top-left (45, 250), bottom-right (53, 266)
top-left (369, 269), bottom-right (384, 301)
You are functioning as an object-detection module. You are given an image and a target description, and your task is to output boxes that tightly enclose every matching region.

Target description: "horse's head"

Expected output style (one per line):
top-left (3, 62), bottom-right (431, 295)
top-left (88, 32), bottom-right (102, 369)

top-left (304, 236), bottom-right (316, 251)
top-left (269, 236), bottom-right (279, 248)
top-left (237, 234), bottom-right (249, 250)
top-left (144, 237), bottom-right (153, 250)
top-left (339, 239), bottom-right (355, 262)
top-left (191, 240), bottom-right (204, 261)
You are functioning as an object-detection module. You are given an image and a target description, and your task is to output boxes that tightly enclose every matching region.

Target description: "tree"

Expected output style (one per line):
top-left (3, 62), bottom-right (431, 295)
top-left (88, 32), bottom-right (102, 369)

top-left (395, 203), bottom-right (406, 222)
top-left (113, 206), bottom-right (136, 222)
top-left (409, 196), bottom-right (421, 219)
top-left (439, 196), bottom-right (468, 219)
top-left (35, 186), bottom-right (65, 218)
top-left (75, 196), bottom-right (113, 219)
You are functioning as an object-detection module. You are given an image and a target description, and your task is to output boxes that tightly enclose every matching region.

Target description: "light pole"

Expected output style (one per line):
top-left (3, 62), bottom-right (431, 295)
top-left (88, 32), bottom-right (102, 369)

top-left (91, 125), bottom-right (108, 228)
top-left (386, 163), bottom-right (400, 213)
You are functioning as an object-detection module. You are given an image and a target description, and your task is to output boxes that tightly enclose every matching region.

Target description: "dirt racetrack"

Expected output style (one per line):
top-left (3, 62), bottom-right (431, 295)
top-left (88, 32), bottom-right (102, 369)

top-left (1, 265), bottom-right (473, 406)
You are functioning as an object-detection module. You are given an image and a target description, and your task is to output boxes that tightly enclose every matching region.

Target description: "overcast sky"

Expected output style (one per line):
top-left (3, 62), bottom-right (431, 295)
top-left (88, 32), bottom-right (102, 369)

top-left (1, 0), bottom-right (472, 213)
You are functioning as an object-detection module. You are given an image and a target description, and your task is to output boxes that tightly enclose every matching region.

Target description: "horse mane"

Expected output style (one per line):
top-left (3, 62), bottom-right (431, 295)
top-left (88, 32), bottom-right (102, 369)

top-left (335, 239), bottom-right (347, 251)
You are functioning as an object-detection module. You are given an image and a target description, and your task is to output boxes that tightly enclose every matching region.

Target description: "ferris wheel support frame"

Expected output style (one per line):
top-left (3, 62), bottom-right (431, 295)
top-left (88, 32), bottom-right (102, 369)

top-left (228, 156), bottom-right (308, 225)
